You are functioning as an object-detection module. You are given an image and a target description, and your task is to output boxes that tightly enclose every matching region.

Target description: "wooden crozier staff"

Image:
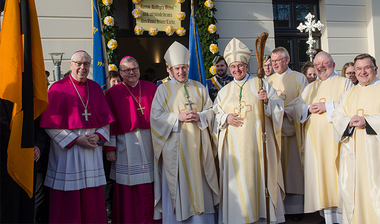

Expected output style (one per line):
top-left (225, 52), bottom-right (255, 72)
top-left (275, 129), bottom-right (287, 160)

top-left (255, 32), bottom-right (270, 224)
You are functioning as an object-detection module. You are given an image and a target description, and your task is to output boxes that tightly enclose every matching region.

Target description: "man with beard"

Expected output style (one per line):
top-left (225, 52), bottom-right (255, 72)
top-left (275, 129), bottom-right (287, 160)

top-left (287, 52), bottom-right (353, 223)
top-left (206, 56), bottom-right (234, 101)
top-left (267, 47), bottom-right (308, 220)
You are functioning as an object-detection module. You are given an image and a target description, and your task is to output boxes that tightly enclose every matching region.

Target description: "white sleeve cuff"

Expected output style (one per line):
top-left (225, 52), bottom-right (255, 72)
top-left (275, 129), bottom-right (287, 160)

top-left (325, 101), bottom-right (335, 123)
top-left (219, 114), bottom-right (229, 129)
top-left (45, 129), bottom-right (78, 149)
top-left (196, 112), bottom-right (209, 130)
top-left (104, 135), bottom-right (116, 147)
top-left (173, 117), bottom-right (179, 132)
top-left (264, 102), bottom-right (271, 117)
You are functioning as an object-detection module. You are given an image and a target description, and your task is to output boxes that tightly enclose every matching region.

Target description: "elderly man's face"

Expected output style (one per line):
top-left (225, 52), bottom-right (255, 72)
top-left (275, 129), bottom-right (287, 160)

top-left (314, 54), bottom-right (335, 81)
top-left (271, 52), bottom-right (289, 74)
top-left (70, 54), bottom-right (91, 82)
top-left (215, 60), bottom-right (228, 77)
top-left (229, 62), bottom-right (248, 81)
top-left (355, 57), bottom-right (378, 86)
top-left (120, 60), bottom-right (140, 86)
top-left (171, 64), bottom-right (189, 83)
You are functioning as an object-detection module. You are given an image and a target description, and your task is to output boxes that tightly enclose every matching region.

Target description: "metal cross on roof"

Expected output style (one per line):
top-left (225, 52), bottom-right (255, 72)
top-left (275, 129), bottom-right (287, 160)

top-left (297, 13), bottom-right (324, 61)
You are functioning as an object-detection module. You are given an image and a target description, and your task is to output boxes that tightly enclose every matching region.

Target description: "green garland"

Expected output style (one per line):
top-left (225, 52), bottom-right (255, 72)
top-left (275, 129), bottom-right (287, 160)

top-left (98, 0), bottom-right (120, 66)
top-left (195, 0), bottom-right (219, 79)
top-left (97, 0), bottom-right (219, 76)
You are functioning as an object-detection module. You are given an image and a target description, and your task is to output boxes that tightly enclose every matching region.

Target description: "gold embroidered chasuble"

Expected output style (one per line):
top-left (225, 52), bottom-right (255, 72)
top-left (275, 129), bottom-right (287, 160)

top-left (288, 75), bottom-right (353, 213)
top-left (267, 71), bottom-right (308, 195)
top-left (150, 80), bottom-right (219, 221)
top-left (332, 82), bottom-right (380, 224)
top-left (213, 76), bottom-right (285, 223)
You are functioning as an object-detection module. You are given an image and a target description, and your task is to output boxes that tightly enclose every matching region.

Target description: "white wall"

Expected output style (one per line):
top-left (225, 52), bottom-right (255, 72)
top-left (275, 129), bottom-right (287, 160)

top-left (3, 0), bottom-right (380, 78)
top-left (320, 0), bottom-right (380, 72)
top-left (214, 0), bottom-right (275, 75)
top-left (36, 0), bottom-right (92, 81)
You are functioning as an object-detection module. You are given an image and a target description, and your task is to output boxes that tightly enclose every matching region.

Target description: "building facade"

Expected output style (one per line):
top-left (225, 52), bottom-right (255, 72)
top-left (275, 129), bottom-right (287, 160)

top-left (2, 0), bottom-right (379, 80)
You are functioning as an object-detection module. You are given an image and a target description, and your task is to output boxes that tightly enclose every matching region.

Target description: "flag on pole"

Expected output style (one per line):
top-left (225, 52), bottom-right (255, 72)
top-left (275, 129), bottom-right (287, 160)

top-left (188, 6), bottom-right (207, 86)
top-left (92, 0), bottom-right (108, 91)
top-left (0, 0), bottom-right (48, 198)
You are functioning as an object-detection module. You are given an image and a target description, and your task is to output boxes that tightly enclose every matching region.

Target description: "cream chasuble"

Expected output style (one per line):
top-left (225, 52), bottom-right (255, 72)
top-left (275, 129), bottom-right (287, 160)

top-left (287, 75), bottom-right (353, 213)
top-left (268, 70), bottom-right (308, 197)
top-left (213, 76), bottom-right (285, 223)
top-left (332, 81), bottom-right (380, 224)
top-left (151, 80), bottom-right (219, 221)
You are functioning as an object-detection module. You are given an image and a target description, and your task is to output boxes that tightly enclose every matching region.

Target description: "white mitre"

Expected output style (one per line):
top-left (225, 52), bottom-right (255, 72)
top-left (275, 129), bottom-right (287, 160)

top-left (223, 38), bottom-right (251, 66)
top-left (164, 41), bottom-right (191, 67)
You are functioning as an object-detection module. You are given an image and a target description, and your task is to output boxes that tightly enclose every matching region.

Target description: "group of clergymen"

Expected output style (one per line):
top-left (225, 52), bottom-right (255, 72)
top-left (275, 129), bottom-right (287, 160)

top-left (7, 36), bottom-right (380, 224)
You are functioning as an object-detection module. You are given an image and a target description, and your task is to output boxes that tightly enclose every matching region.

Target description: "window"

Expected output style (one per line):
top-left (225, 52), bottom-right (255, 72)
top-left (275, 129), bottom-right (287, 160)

top-left (273, 0), bottom-right (321, 71)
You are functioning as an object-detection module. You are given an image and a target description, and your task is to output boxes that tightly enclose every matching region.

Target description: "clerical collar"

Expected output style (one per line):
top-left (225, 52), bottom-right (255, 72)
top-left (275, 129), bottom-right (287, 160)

top-left (234, 73), bottom-right (249, 84)
top-left (358, 77), bottom-right (380, 87)
top-left (126, 80), bottom-right (139, 88)
top-left (276, 67), bottom-right (292, 75)
top-left (171, 77), bottom-right (189, 84)
top-left (70, 74), bottom-right (87, 85)
top-left (316, 71), bottom-right (339, 81)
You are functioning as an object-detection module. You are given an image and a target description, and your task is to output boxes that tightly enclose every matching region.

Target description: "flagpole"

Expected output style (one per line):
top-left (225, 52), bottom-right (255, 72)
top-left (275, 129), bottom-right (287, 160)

top-left (255, 32), bottom-right (270, 224)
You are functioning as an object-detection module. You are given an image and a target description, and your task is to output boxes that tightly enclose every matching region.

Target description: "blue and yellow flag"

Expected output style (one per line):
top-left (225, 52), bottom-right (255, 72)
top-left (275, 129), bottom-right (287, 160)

top-left (188, 7), bottom-right (207, 86)
top-left (0, 0), bottom-right (48, 197)
top-left (92, 0), bottom-right (108, 91)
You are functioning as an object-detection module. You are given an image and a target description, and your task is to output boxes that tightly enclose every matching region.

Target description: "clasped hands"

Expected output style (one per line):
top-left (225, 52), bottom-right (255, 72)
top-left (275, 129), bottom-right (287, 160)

top-left (75, 133), bottom-right (99, 149)
top-left (309, 102), bottom-right (326, 114)
top-left (179, 110), bottom-right (200, 123)
top-left (349, 115), bottom-right (366, 129)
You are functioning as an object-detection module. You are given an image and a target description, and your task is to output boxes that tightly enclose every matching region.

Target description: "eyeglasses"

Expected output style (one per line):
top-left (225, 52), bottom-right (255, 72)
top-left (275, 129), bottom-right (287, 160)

top-left (229, 64), bottom-right (246, 70)
top-left (271, 58), bottom-right (285, 64)
top-left (345, 72), bottom-right (355, 76)
top-left (263, 65), bottom-right (272, 68)
top-left (314, 62), bottom-right (331, 67)
top-left (72, 61), bottom-right (91, 67)
top-left (121, 67), bottom-right (139, 74)
top-left (354, 66), bottom-right (375, 73)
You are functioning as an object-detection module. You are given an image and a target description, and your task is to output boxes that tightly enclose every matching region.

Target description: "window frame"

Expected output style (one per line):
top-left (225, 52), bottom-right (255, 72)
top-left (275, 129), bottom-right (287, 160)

top-left (272, 0), bottom-right (321, 70)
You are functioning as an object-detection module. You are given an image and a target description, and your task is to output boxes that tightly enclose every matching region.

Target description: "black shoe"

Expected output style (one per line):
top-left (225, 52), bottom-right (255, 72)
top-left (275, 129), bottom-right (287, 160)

top-left (290, 214), bottom-right (304, 222)
top-left (106, 208), bottom-right (112, 222)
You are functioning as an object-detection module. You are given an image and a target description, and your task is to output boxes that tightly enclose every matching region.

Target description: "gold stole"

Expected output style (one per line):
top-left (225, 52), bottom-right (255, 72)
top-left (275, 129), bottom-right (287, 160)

top-left (221, 78), bottom-right (278, 221)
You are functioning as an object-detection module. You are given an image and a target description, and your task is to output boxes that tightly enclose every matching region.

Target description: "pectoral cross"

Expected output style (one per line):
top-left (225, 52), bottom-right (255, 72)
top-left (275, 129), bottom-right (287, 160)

top-left (185, 99), bottom-right (194, 111)
top-left (234, 101), bottom-right (252, 119)
top-left (235, 104), bottom-right (244, 113)
top-left (82, 109), bottom-right (91, 121)
top-left (137, 103), bottom-right (145, 115)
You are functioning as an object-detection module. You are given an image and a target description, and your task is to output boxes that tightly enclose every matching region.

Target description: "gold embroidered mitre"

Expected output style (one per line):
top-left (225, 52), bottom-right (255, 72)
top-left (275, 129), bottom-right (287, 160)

top-left (223, 38), bottom-right (251, 66)
top-left (164, 41), bottom-right (191, 68)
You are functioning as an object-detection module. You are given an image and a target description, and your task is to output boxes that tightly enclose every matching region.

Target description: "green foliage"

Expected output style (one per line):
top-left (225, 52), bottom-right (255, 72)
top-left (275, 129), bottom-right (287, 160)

top-left (195, 0), bottom-right (219, 79)
top-left (98, 0), bottom-right (120, 65)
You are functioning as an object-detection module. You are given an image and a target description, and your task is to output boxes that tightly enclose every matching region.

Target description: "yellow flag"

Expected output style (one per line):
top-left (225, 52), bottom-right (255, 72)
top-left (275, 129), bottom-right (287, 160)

top-left (0, 0), bottom-right (48, 198)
